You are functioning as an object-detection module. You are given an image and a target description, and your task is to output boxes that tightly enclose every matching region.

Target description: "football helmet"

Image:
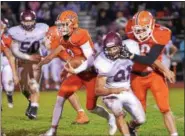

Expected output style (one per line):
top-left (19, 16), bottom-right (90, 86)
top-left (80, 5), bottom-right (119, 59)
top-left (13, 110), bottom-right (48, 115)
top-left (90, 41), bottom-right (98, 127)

top-left (103, 32), bottom-right (122, 60)
top-left (132, 10), bottom-right (155, 42)
top-left (20, 10), bottom-right (36, 31)
top-left (55, 10), bottom-right (78, 36)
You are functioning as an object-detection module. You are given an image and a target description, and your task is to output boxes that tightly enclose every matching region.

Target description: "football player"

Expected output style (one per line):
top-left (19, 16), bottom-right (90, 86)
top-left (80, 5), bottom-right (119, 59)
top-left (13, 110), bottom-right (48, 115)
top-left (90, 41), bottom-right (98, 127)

top-left (94, 32), bottom-right (145, 136)
top-left (123, 10), bottom-right (178, 136)
top-left (8, 10), bottom-right (49, 119)
top-left (42, 25), bottom-right (89, 124)
top-left (38, 10), bottom-right (117, 136)
top-left (1, 18), bottom-right (19, 108)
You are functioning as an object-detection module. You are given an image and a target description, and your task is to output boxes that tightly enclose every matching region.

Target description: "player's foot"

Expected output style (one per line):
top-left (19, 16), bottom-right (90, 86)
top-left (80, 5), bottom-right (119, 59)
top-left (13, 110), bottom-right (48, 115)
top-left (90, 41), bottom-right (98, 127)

top-left (28, 106), bottom-right (38, 119)
top-left (40, 128), bottom-right (56, 136)
top-left (25, 101), bottom-right (31, 116)
top-left (108, 114), bottom-right (117, 135)
top-left (8, 103), bottom-right (13, 108)
top-left (127, 123), bottom-right (137, 136)
top-left (72, 111), bottom-right (89, 124)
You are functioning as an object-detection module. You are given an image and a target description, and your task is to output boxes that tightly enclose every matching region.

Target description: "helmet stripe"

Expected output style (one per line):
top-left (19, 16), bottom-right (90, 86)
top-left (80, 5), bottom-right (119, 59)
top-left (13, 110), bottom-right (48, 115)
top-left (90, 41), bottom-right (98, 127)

top-left (135, 11), bottom-right (141, 25)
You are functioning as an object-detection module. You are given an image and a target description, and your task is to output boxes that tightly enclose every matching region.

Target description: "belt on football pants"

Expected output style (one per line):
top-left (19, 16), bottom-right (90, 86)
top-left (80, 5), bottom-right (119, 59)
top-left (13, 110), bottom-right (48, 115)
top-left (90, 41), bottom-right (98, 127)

top-left (131, 71), bottom-right (152, 77)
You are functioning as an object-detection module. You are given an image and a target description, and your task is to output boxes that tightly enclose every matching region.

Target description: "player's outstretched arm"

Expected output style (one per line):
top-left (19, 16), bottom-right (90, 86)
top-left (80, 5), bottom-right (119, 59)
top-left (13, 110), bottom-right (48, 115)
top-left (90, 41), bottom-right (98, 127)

top-left (37, 45), bottom-right (64, 67)
top-left (3, 47), bottom-right (19, 85)
top-left (95, 76), bottom-right (128, 96)
top-left (122, 44), bottom-right (164, 65)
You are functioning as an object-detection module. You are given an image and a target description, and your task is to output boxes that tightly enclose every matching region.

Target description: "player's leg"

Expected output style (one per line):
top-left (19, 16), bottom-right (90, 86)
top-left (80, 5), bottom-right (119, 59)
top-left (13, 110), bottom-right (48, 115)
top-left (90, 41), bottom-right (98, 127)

top-left (103, 96), bottom-right (129, 136)
top-left (130, 74), bottom-right (148, 111)
top-left (42, 63), bottom-right (50, 89)
top-left (68, 93), bottom-right (89, 124)
top-left (41, 75), bottom-right (83, 136)
top-left (121, 90), bottom-right (146, 136)
top-left (150, 73), bottom-right (178, 136)
top-left (84, 77), bottom-right (117, 135)
top-left (50, 58), bottom-right (63, 90)
top-left (2, 65), bottom-right (15, 108)
top-left (27, 63), bottom-right (42, 119)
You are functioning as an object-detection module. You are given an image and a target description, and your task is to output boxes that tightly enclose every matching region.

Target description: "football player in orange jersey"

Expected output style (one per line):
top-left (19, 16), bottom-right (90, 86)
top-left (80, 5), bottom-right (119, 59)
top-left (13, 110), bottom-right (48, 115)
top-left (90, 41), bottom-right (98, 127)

top-left (1, 18), bottom-right (19, 108)
top-left (38, 10), bottom-right (117, 136)
top-left (43, 25), bottom-right (90, 124)
top-left (121, 11), bottom-right (178, 136)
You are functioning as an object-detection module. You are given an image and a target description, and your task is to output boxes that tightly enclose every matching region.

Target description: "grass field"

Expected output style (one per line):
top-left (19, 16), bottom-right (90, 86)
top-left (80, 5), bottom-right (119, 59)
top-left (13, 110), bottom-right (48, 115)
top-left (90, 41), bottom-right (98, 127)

top-left (2, 88), bottom-right (184, 136)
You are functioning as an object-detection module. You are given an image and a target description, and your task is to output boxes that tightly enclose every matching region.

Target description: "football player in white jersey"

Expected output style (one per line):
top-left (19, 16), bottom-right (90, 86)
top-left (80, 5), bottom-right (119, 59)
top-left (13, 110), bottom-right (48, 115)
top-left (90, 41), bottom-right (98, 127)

top-left (8, 10), bottom-right (49, 119)
top-left (1, 18), bottom-right (19, 108)
top-left (162, 40), bottom-right (178, 69)
top-left (94, 32), bottom-right (145, 136)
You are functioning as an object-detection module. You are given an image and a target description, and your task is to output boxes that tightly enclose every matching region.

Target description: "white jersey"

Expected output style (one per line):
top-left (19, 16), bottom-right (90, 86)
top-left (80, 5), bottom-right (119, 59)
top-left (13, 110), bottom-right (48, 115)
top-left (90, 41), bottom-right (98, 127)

top-left (94, 39), bottom-right (140, 89)
top-left (94, 39), bottom-right (145, 122)
top-left (94, 42), bottom-right (102, 55)
top-left (162, 40), bottom-right (173, 68)
top-left (8, 23), bottom-right (48, 54)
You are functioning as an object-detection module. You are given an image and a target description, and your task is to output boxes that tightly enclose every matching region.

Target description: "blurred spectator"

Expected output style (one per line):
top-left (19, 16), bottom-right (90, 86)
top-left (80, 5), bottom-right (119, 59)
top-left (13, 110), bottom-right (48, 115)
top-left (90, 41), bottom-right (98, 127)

top-left (115, 11), bottom-right (128, 28)
top-left (97, 2), bottom-right (110, 10)
top-left (28, 1), bottom-right (40, 12)
top-left (96, 9), bottom-right (111, 26)
top-left (179, 41), bottom-right (184, 60)
top-left (52, 2), bottom-right (65, 21)
top-left (37, 2), bottom-right (52, 25)
top-left (1, 2), bottom-right (18, 26)
top-left (66, 2), bottom-right (80, 13)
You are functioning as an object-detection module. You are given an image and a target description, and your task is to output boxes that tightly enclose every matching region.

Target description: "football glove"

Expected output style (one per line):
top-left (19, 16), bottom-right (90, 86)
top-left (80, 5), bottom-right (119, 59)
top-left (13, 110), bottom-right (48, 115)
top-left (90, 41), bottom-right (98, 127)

top-left (120, 44), bottom-right (134, 59)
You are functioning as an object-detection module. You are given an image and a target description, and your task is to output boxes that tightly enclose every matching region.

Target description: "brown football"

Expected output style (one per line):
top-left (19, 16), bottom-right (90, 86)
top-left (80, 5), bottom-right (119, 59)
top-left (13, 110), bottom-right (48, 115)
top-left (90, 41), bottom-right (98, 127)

top-left (67, 56), bottom-right (86, 69)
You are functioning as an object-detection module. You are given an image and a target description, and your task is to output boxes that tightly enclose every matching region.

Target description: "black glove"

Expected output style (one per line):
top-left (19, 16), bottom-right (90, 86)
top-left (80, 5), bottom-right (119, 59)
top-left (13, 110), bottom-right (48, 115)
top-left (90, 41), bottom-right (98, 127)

top-left (120, 44), bottom-right (133, 59)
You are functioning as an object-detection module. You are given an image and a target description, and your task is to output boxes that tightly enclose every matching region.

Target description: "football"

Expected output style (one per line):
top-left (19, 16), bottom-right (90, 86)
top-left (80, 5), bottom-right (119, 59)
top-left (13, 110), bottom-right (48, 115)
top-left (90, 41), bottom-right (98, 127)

top-left (67, 56), bottom-right (86, 69)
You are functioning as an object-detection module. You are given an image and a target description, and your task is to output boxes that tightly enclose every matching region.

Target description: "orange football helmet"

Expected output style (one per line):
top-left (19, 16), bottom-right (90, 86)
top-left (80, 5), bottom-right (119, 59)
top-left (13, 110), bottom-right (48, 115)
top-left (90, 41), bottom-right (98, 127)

top-left (55, 10), bottom-right (78, 36)
top-left (44, 26), bottom-right (61, 49)
top-left (132, 10), bottom-right (155, 42)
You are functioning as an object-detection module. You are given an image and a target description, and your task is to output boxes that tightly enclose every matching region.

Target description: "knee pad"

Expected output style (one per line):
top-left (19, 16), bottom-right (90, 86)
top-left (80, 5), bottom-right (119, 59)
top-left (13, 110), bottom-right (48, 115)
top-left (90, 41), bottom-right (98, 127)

top-left (28, 78), bottom-right (40, 93)
top-left (4, 80), bottom-right (14, 92)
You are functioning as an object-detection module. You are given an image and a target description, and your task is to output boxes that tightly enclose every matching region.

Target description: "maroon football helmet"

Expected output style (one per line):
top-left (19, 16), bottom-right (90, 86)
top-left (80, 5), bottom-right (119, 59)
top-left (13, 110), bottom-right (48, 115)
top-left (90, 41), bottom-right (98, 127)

top-left (103, 32), bottom-right (122, 60)
top-left (20, 10), bottom-right (36, 31)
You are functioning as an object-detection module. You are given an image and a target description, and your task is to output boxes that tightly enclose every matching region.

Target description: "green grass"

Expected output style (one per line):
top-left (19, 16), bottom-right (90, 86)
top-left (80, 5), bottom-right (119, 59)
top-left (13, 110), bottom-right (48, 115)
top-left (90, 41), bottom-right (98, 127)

top-left (2, 88), bottom-right (184, 136)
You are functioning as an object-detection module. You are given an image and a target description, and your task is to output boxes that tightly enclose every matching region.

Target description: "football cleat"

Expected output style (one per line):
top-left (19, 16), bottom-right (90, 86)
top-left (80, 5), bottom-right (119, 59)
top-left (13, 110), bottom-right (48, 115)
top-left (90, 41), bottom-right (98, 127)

top-left (8, 103), bottom-right (13, 108)
top-left (39, 128), bottom-right (56, 136)
top-left (25, 101), bottom-right (31, 116)
top-left (127, 122), bottom-right (138, 136)
top-left (108, 114), bottom-right (117, 135)
top-left (72, 111), bottom-right (89, 124)
top-left (28, 106), bottom-right (38, 119)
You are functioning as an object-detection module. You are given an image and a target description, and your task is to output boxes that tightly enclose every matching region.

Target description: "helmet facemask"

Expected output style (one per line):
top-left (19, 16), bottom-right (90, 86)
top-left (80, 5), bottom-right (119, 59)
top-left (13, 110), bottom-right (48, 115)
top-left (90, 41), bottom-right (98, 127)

top-left (104, 44), bottom-right (121, 60)
top-left (55, 19), bottom-right (74, 36)
top-left (132, 19), bottom-right (154, 42)
top-left (21, 20), bottom-right (36, 31)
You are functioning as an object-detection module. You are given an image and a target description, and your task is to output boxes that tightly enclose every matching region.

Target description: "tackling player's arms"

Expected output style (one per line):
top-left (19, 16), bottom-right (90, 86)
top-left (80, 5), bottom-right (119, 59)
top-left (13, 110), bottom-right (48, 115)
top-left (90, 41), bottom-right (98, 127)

top-left (95, 75), bottom-right (128, 96)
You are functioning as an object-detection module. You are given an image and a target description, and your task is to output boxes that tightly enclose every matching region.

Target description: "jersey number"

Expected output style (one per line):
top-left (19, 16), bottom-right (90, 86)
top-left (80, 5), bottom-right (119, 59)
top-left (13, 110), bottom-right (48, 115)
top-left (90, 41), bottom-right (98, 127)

top-left (114, 65), bottom-right (132, 82)
top-left (20, 41), bottom-right (40, 53)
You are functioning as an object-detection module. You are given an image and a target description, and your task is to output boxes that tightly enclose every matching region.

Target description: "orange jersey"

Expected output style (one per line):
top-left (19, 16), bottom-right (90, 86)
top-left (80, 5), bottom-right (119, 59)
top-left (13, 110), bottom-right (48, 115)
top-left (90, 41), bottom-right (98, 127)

top-left (1, 34), bottom-right (12, 52)
top-left (49, 27), bottom-right (94, 61)
top-left (125, 19), bottom-right (171, 72)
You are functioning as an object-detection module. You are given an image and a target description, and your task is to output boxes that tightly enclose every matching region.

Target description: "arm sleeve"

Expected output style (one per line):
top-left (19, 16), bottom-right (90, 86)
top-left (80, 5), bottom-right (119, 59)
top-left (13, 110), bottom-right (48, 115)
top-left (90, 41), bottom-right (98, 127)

top-left (73, 41), bottom-right (95, 74)
top-left (11, 41), bottom-right (31, 60)
top-left (132, 44), bottom-right (164, 65)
